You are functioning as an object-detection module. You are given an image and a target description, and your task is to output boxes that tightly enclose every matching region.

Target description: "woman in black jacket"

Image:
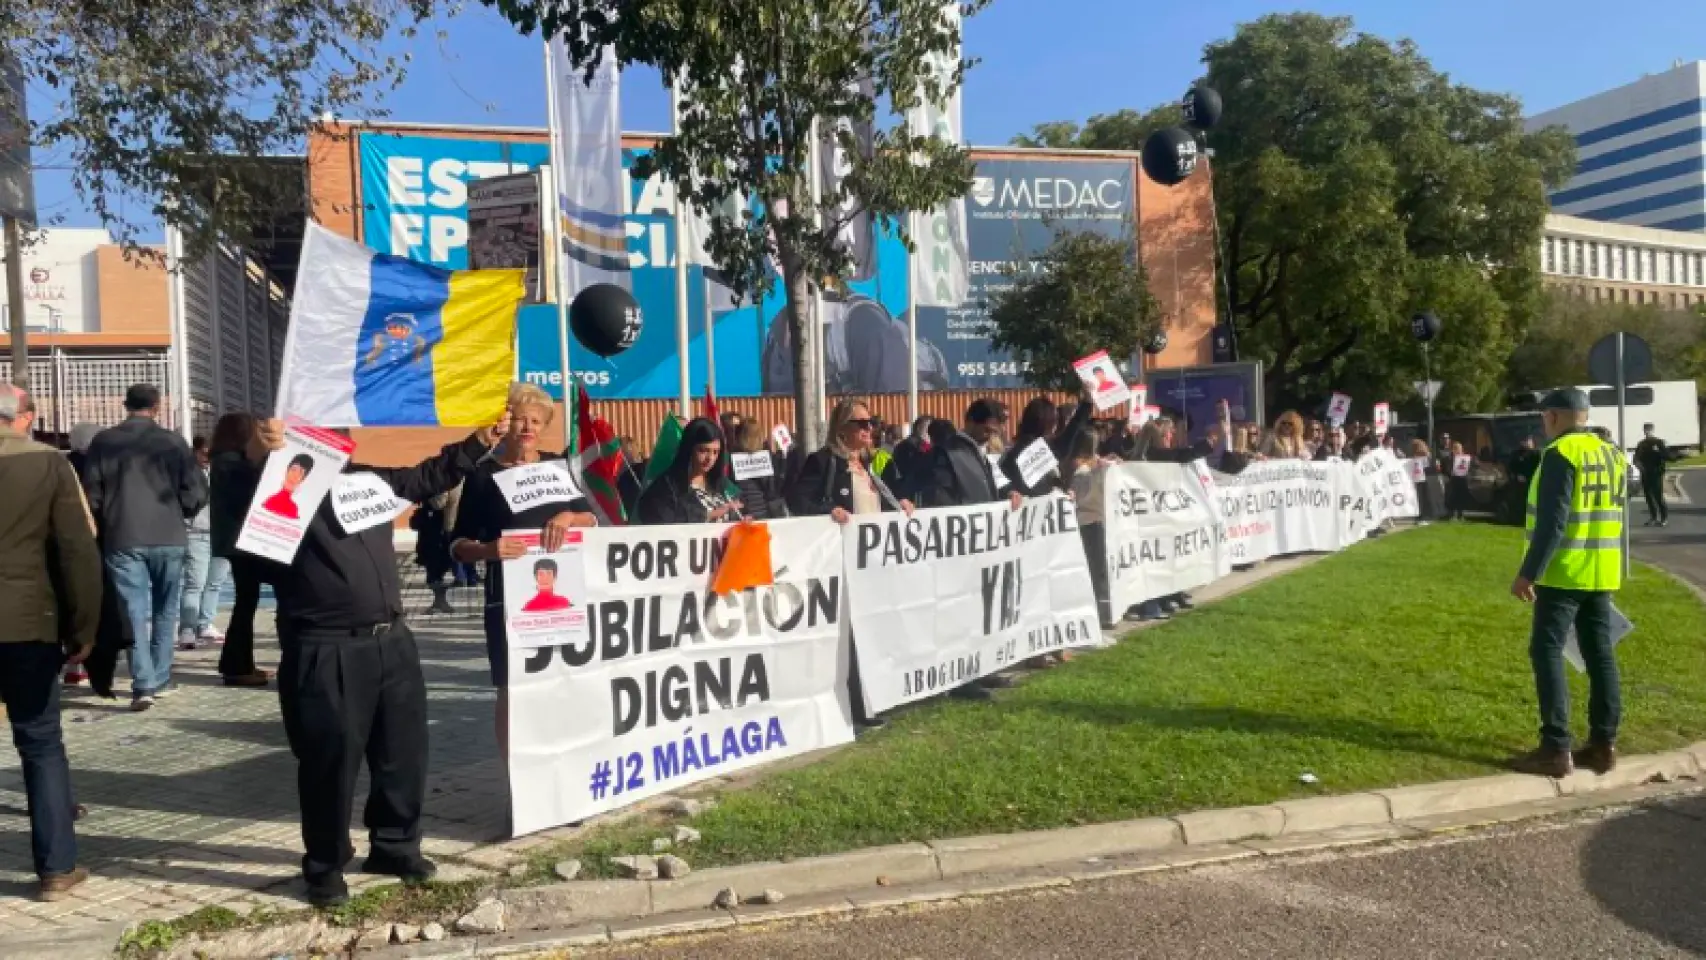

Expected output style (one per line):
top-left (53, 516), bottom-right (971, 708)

top-left (206, 413), bottom-right (271, 687)
top-left (730, 420), bottom-right (787, 520)
top-left (636, 418), bottom-right (743, 525)
top-left (998, 395), bottom-right (1092, 497)
top-left (787, 399), bottom-right (911, 727)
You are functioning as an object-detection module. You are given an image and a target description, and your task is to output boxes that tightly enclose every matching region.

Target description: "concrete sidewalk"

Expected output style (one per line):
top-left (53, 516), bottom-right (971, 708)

top-left (0, 547), bottom-right (1350, 951)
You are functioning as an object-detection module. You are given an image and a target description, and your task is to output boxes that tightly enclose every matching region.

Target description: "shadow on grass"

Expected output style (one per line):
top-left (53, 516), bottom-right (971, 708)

top-left (1027, 698), bottom-right (1508, 769)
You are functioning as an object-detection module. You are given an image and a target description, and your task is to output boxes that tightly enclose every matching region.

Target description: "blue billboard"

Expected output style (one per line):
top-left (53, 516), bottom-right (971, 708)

top-left (355, 133), bottom-right (1137, 399)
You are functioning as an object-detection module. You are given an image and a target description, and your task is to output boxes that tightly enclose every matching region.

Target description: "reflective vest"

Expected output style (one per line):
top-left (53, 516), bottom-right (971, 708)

top-left (1525, 431), bottom-right (1625, 592)
top-left (871, 448), bottom-right (893, 478)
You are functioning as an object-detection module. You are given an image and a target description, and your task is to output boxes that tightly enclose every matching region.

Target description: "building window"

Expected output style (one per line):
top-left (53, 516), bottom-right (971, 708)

top-left (1544, 238), bottom-right (1555, 273)
top-left (1590, 243), bottom-right (1600, 278)
top-left (1576, 241), bottom-right (1586, 276)
top-left (1696, 253), bottom-right (1704, 286)
top-left (1617, 246), bottom-right (1628, 280)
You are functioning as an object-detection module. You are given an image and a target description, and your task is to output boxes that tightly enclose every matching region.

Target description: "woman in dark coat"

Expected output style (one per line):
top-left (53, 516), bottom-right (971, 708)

top-left (636, 418), bottom-right (743, 526)
top-left (207, 413), bottom-right (271, 687)
top-left (730, 420), bottom-right (787, 520)
top-left (997, 394), bottom-right (1092, 497)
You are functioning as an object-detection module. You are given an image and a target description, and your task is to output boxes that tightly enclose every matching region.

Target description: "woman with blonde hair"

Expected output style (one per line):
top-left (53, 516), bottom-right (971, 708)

top-left (1262, 411), bottom-right (1308, 459)
top-left (451, 383), bottom-right (598, 758)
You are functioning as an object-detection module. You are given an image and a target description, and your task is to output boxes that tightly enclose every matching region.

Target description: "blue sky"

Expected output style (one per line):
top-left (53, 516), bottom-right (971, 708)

top-left (27, 0), bottom-right (1706, 234)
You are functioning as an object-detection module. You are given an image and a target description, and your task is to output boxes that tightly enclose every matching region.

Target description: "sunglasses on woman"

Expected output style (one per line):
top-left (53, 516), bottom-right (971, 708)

top-left (846, 418), bottom-right (874, 430)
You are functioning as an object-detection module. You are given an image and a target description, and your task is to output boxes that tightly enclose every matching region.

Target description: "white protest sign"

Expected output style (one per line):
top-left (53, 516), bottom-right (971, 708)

top-left (492, 460), bottom-right (583, 513)
top-left (842, 494), bottom-right (1100, 714)
top-left (507, 518), bottom-right (854, 834)
top-left (236, 425), bottom-right (354, 563)
top-left (1212, 459), bottom-right (1346, 566)
top-left (1014, 439), bottom-right (1059, 490)
top-left (1372, 402), bottom-right (1390, 437)
top-left (501, 530), bottom-right (590, 648)
top-left (1453, 454), bottom-right (1472, 477)
top-left (1566, 603), bottom-right (1632, 673)
top-left (1101, 461), bottom-right (1224, 612)
top-left (1327, 392), bottom-right (1352, 426)
top-left (731, 452), bottom-right (774, 481)
top-left (771, 424), bottom-right (793, 454)
top-left (1346, 448), bottom-right (1419, 537)
top-left (1127, 385), bottom-right (1150, 428)
top-left (1407, 457), bottom-right (1428, 484)
top-left (1074, 350), bottom-right (1132, 411)
top-left (989, 453), bottom-right (1010, 490)
top-left (331, 472), bottom-right (409, 534)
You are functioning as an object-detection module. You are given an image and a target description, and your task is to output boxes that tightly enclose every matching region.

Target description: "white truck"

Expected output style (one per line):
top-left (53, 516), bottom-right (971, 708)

top-left (1571, 379), bottom-right (1699, 453)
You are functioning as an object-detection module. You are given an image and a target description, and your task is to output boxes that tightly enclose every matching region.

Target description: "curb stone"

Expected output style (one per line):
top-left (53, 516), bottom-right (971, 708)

top-left (143, 751), bottom-right (1706, 959)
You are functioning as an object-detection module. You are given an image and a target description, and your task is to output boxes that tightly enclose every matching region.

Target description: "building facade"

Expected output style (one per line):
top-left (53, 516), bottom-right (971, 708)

top-left (1541, 213), bottom-right (1706, 309)
top-left (1527, 61), bottom-right (1706, 232)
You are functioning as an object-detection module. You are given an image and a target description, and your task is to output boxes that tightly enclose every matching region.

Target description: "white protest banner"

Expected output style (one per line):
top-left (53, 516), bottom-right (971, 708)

top-left (1127, 385), bottom-right (1150, 428)
top-left (1074, 350), bottom-right (1132, 411)
top-left (1327, 392), bottom-right (1352, 426)
top-left (1015, 439), bottom-right (1058, 490)
top-left (331, 472), bottom-right (409, 534)
top-left (1453, 454), bottom-right (1472, 477)
top-left (1407, 457), bottom-right (1428, 484)
top-left (989, 453), bottom-right (1010, 490)
top-left (731, 452), bottom-right (774, 481)
top-left (502, 530), bottom-right (591, 648)
top-left (492, 460), bottom-right (583, 513)
top-left (771, 424), bottom-right (793, 454)
top-left (1343, 449), bottom-right (1419, 540)
top-left (1212, 459), bottom-right (1345, 566)
top-left (506, 518), bottom-right (853, 834)
top-left (1101, 461), bottom-right (1224, 612)
top-left (236, 425), bottom-right (354, 563)
top-left (843, 494), bottom-right (1099, 714)
top-left (1372, 402), bottom-right (1390, 437)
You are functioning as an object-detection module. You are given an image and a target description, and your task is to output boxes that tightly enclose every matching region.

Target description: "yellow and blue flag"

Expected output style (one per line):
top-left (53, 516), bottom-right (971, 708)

top-left (277, 223), bottom-right (526, 427)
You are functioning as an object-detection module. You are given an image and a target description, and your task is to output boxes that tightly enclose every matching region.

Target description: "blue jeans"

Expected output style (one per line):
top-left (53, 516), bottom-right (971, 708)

top-left (180, 533), bottom-right (230, 635)
top-left (106, 547), bottom-right (188, 697)
top-left (0, 643), bottom-right (78, 876)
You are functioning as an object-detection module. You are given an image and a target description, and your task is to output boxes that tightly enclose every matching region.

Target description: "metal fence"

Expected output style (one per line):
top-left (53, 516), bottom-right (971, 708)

top-left (1, 352), bottom-right (176, 438)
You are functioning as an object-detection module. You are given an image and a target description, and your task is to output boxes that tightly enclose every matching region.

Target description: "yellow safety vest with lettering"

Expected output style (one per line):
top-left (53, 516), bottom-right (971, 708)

top-left (1525, 431), bottom-right (1625, 592)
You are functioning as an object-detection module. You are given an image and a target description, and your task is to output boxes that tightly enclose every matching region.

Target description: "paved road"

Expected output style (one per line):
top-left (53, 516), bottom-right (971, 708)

top-left (592, 796), bottom-right (1706, 959)
top-left (1631, 469), bottom-right (1706, 590)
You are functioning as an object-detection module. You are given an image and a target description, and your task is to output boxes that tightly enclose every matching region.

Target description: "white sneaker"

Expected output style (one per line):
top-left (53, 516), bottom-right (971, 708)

top-left (198, 626), bottom-right (226, 644)
top-left (176, 628), bottom-right (198, 650)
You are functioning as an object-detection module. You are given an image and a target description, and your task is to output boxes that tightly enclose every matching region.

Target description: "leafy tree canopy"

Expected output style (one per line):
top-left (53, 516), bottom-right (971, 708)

top-left (986, 229), bottom-right (1160, 394)
top-left (1016, 13), bottom-right (1576, 417)
top-left (483, 0), bottom-right (984, 448)
top-left (2, 0), bottom-right (434, 258)
top-left (1509, 290), bottom-right (1706, 396)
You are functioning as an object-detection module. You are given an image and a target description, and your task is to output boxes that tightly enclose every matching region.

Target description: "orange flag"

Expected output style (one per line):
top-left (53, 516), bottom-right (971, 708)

top-left (711, 520), bottom-right (775, 596)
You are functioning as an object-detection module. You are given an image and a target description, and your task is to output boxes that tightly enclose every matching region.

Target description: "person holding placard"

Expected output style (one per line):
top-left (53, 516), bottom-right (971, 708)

top-left (1313, 425), bottom-right (1347, 462)
top-left (731, 421), bottom-right (788, 520)
top-left (1446, 441), bottom-right (1473, 521)
top-left (789, 399), bottom-right (914, 724)
top-left (997, 394), bottom-right (1093, 498)
top-left (449, 384), bottom-right (598, 764)
top-left (206, 414), bottom-right (273, 688)
top-left (251, 414), bottom-right (503, 908)
top-left (636, 418), bottom-right (744, 526)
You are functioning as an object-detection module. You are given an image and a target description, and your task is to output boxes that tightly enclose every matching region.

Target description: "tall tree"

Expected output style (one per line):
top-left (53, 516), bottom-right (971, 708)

top-left (1010, 103), bottom-right (1182, 152)
top-left (2, 0), bottom-right (433, 257)
top-left (985, 229), bottom-right (1159, 393)
top-left (1509, 290), bottom-right (1706, 394)
top-left (485, 0), bottom-right (981, 450)
top-left (1019, 13), bottom-right (1576, 416)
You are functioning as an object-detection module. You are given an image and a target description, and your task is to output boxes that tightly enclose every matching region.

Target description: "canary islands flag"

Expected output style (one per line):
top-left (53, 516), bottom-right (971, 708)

top-left (277, 223), bottom-right (526, 427)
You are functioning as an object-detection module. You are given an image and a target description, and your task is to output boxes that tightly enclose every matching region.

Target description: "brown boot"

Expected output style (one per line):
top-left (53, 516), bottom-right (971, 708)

top-left (1571, 741), bottom-right (1617, 776)
top-left (39, 867), bottom-right (89, 902)
top-left (1511, 746), bottom-right (1574, 779)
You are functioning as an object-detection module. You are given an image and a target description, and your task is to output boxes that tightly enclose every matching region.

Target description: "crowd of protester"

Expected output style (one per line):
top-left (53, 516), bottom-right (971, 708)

top-left (5, 377), bottom-right (1478, 905)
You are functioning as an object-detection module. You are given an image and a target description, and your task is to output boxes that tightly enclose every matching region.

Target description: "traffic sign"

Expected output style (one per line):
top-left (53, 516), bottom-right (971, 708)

top-left (1413, 380), bottom-right (1443, 402)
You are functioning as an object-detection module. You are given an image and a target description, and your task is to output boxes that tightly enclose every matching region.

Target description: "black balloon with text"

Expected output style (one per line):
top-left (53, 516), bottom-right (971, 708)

top-left (570, 284), bottom-right (644, 358)
top-left (1410, 311), bottom-right (1442, 343)
top-left (1181, 86), bottom-right (1223, 131)
top-left (1141, 128), bottom-right (1199, 186)
top-left (1143, 330), bottom-right (1169, 355)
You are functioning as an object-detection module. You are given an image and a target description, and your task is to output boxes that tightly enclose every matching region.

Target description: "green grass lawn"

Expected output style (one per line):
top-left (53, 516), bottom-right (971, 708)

top-left (1674, 454), bottom-right (1706, 468)
top-left (539, 523), bottom-right (1706, 876)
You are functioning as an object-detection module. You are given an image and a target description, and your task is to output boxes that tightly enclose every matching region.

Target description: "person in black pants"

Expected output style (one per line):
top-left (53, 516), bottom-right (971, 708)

top-left (253, 416), bottom-right (500, 907)
top-left (207, 414), bottom-right (272, 687)
top-left (1634, 423), bottom-right (1670, 527)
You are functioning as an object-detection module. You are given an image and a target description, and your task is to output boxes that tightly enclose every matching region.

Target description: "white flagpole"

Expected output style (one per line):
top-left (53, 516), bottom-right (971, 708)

top-left (906, 211), bottom-right (919, 425)
top-left (704, 273), bottom-right (717, 398)
top-left (808, 119), bottom-right (827, 422)
top-left (670, 80), bottom-right (692, 419)
top-left (542, 42), bottom-right (574, 419)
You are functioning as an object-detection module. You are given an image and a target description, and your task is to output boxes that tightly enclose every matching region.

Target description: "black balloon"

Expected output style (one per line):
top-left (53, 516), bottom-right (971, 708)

top-left (1142, 127), bottom-right (1199, 186)
top-left (1181, 86), bottom-right (1223, 131)
top-left (570, 284), bottom-right (644, 358)
top-left (1410, 311), bottom-right (1442, 343)
top-left (1143, 330), bottom-right (1169, 355)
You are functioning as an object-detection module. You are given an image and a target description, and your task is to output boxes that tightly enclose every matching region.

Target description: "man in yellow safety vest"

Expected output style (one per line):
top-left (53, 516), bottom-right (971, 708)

top-left (1509, 388), bottom-right (1625, 779)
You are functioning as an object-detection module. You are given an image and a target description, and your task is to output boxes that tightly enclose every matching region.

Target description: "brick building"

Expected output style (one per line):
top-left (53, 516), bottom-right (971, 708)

top-left (1542, 212), bottom-right (1706, 310)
